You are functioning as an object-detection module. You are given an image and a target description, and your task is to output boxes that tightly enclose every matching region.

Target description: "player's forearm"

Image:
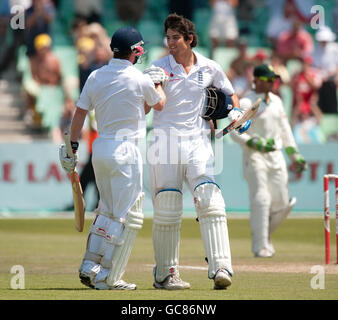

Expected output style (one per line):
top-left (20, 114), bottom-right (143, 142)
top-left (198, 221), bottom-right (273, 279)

top-left (230, 94), bottom-right (240, 108)
top-left (70, 107), bottom-right (88, 142)
top-left (151, 84), bottom-right (166, 111)
top-left (144, 102), bottom-right (151, 114)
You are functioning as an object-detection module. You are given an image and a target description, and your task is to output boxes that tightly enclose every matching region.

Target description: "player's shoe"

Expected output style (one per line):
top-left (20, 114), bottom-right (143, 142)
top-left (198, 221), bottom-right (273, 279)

top-left (254, 247), bottom-right (274, 258)
top-left (79, 273), bottom-right (95, 288)
top-left (213, 269), bottom-right (232, 290)
top-left (153, 274), bottom-right (191, 290)
top-left (267, 240), bottom-right (275, 255)
top-left (94, 279), bottom-right (137, 290)
top-left (79, 261), bottom-right (101, 289)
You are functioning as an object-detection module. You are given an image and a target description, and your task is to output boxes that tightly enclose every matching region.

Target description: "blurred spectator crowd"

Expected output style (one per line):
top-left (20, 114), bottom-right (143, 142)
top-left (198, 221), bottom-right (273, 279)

top-left (0, 0), bottom-right (337, 144)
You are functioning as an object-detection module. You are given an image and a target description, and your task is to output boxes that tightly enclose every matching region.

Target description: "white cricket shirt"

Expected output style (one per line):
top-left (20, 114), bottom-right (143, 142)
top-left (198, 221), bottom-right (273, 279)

top-left (151, 51), bottom-right (234, 136)
top-left (77, 58), bottom-right (162, 139)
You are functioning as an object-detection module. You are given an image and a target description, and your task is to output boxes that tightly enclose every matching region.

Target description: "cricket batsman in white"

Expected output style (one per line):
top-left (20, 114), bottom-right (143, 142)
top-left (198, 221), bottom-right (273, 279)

top-left (143, 13), bottom-right (252, 290)
top-left (59, 26), bottom-right (166, 289)
top-left (231, 64), bottom-right (307, 258)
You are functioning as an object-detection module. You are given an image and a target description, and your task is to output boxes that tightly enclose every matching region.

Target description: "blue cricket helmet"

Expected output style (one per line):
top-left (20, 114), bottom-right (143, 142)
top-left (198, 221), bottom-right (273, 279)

top-left (201, 87), bottom-right (233, 121)
top-left (110, 26), bottom-right (147, 53)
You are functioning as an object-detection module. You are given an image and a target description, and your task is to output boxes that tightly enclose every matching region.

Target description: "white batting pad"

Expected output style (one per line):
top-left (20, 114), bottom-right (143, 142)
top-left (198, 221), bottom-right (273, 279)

top-left (107, 193), bottom-right (144, 286)
top-left (194, 183), bottom-right (233, 278)
top-left (81, 214), bottom-right (124, 265)
top-left (152, 190), bottom-right (183, 282)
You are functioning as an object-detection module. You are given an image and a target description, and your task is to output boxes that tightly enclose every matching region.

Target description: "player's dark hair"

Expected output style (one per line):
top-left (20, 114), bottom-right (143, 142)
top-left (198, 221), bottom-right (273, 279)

top-left (113, 50), bottom-right (131, 60)
top-left (164, 13), bottom-right (198, 48)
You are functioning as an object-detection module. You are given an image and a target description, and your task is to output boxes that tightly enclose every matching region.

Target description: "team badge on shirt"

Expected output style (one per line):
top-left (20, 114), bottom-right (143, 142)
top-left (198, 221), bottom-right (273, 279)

top-left (198, 71), bottom-right (203, 88)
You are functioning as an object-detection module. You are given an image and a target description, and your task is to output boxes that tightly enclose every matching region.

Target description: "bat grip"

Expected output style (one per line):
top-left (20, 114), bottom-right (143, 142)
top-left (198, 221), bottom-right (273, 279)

top-left (63, 132), bottom-right (73, 158)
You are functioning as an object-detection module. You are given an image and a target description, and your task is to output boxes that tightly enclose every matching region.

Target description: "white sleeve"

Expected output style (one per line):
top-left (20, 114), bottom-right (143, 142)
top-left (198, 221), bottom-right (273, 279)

top-left (211, 62), bottom-right (235, 95)
top-left (230, 130), bottom-right (251, 145)
top-left (76, 75), bottom-right (93, 111)
top-left (141, 74), bottom-right (162, 107)
top-left (277, 100), bottom-right (297, 149)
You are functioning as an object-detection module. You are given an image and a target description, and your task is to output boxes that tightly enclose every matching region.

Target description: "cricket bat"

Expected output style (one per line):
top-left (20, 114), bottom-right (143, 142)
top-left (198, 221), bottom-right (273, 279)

top-left (216, 98), bottom-right (262, 139)
top-left (63, 132), bottom-right (85, 232)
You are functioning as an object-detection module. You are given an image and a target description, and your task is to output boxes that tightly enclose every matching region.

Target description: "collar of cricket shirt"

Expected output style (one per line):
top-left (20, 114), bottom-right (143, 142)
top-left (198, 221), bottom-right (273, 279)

top-left (109, 58), bottom-right (133, 67)
top-left (168, 54), bottom-right (181, 71)
top-left (168, 51), bottom-right (201, 75)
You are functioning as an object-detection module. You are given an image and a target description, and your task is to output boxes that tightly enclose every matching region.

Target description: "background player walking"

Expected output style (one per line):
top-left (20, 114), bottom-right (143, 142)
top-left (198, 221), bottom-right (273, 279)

top-left (231, 64), bottom-right (307, 258)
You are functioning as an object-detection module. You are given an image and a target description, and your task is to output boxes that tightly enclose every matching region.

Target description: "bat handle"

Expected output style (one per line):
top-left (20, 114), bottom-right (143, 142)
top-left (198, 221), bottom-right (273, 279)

top-left (216, 128), bottom-right (228, 139)
top-left (63, 132), bottom-right (73, 158)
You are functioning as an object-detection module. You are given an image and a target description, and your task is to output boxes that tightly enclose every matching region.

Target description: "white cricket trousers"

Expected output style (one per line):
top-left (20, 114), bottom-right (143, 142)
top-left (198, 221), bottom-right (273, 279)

top-left (243, 150), bottom-right (290, 254)
top-left (92, 137), bottom-right (143, 219)
top-left (149, 134), bottom-right (215, 197)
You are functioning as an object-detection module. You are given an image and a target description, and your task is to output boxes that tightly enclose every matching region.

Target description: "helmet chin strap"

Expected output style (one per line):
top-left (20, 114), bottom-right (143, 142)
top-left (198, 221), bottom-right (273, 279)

top-left (133, 56), bottom-right (139, 64)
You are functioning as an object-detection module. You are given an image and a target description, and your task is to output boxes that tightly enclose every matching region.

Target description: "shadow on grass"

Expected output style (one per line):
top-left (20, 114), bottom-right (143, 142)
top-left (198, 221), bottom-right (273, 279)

top-left (2, 287), bottom-right (90, 291)
top-left (3, 287), bottom-right (159, 291)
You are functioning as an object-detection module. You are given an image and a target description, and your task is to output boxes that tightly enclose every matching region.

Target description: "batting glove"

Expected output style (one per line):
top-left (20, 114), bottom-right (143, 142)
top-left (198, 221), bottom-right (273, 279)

top-left (228, 107), bottom-right (252, 134)
top-left (59, 143), bottom-right (79, 173)
top-left (143, 66), bottom-right (169, 88)
top-left (246, 136), bottom-right (276, 152)
top-left (285, 146), bottom-right (307, 173)
top-left (228, 107), bottom-right (242, 122)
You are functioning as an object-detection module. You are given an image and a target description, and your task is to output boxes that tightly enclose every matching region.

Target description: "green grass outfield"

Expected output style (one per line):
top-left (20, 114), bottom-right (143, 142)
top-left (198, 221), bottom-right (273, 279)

top-left (0, 217), bottom-right (338, 301)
